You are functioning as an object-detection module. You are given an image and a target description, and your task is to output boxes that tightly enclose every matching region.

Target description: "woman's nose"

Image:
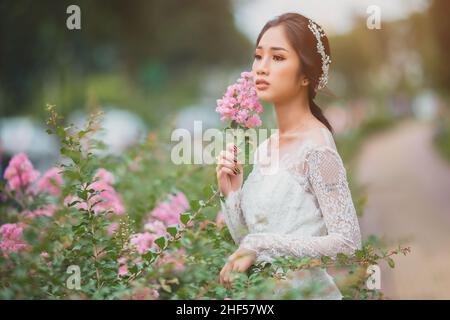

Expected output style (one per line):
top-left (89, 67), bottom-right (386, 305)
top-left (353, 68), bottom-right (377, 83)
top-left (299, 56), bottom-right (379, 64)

top-left (256, 58), bottom-right (269, 75)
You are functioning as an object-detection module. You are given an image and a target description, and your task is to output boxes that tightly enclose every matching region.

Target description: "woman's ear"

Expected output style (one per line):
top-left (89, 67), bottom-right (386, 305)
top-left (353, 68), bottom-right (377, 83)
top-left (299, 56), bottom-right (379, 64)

top-left (300, 75), bottom-right (310, 87)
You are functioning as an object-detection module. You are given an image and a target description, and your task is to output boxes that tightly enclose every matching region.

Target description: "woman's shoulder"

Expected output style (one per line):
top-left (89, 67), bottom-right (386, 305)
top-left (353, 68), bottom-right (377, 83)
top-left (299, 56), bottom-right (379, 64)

top-left (280, 125), bottom-right (337, 158)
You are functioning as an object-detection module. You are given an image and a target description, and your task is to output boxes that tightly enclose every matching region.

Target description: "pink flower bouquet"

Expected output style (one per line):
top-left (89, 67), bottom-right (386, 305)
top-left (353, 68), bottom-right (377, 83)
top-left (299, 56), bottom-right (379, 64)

top-left (215, 71), bottom-right (263, 129)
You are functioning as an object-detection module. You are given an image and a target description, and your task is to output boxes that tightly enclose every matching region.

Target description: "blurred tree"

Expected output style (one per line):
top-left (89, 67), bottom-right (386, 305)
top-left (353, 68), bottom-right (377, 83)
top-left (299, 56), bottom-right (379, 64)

top-left (427, 0), bottom-right (450, 96)
top-left (0, 0), bottom-right (251, 116)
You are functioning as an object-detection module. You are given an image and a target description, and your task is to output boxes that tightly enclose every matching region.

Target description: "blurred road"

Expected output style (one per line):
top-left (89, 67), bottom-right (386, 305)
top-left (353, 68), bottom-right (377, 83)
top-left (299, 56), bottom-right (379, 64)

top-left (356, 118), bottom-right (450, 299)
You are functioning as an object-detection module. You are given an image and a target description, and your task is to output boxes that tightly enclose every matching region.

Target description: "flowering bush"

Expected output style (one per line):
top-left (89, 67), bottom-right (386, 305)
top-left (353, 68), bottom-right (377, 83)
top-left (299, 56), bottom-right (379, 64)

top-left (0, 104), bottom-right (409, 299)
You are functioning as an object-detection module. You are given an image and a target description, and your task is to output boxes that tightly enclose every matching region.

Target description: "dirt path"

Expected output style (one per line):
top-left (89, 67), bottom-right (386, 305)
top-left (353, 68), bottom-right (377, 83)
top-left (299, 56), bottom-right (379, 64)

top-left (355, 118), bottom-right (450, 299)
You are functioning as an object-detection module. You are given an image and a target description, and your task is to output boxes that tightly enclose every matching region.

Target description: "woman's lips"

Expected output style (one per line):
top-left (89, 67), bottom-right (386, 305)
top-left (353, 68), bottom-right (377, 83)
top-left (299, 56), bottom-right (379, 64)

top-left (255, 80), bottom-right (270, 90)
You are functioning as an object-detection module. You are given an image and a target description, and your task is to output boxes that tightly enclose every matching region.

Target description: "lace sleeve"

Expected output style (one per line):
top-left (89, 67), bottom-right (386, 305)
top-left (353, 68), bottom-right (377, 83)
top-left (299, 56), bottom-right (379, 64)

top-left (220, 188), bottom-right (249, 245)
top-left (239, 146), bottom-right (362, 264)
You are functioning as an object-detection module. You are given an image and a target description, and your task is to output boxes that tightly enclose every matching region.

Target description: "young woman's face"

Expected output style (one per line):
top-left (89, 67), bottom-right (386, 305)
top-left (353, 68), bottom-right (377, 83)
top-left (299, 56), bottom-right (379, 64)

top-left (252, 25), bottom-right (304, 103)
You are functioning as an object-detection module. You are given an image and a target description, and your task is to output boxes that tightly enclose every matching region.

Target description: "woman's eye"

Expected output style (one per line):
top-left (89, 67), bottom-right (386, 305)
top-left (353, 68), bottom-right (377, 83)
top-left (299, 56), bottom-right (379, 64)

top-left (254, 54), bottom-right (262, 60)
top-left (273, 55), bottom-right (284, 61)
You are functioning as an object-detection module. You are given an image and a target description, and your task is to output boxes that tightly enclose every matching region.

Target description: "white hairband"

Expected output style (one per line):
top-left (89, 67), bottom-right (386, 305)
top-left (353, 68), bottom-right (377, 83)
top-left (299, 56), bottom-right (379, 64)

top-left (307, 19), bottom-right (331, 91)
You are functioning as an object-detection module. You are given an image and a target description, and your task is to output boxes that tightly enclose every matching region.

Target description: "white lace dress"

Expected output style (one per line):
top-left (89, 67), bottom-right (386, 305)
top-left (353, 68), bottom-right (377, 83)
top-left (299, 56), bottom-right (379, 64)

top-left (220, 127), bottom-right (362, 299)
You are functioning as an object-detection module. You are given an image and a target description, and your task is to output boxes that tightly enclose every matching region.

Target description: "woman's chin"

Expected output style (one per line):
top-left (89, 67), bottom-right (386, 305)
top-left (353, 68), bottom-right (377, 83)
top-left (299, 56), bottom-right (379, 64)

top-left (256, 90), bottom-right (272, 101)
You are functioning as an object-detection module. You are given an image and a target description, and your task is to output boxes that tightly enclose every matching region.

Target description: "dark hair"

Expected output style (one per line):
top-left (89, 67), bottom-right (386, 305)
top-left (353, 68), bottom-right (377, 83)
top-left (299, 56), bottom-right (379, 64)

top-left (256, 12), bottom-right (334, 134)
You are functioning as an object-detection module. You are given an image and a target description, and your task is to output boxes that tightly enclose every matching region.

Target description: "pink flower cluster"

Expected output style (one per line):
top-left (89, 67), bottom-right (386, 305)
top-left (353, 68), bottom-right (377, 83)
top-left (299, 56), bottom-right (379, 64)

top-left (22, 203), bottom-right (58, 219)
top-left (0, 223), bottom-right (27, 257)
top-left (130, 192), bottom-right (190, 259)
top-left (64, 168), bottom-right (125, 215)
top-left (150, 192), bottom-right (190, 226)
top-left (215, 71), bottom-right (263, 128)
top-left (3, 153), bottom-right (64, 199)
top-left (3, 152), bottom-right (40, 195)
top-left (156, 248), bottom-right (186, 272)
top-left (36, 167), bottom-right (63, 197)
top-left (131, 287), bottom-right (160, 300)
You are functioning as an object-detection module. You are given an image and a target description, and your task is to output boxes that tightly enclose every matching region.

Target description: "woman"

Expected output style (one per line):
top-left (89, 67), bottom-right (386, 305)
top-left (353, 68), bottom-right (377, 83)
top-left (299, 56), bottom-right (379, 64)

top-left (216, 12), bottom-right (362, 299)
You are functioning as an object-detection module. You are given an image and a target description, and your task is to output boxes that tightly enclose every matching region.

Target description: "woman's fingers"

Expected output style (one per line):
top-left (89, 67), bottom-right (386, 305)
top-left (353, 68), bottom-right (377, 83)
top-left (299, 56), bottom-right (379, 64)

top-left (219, 265), bottom-right (225, 285)
top-left (217, 159), bottom-right (236, 171)
top-left (220, 262), bottom-right (232, 286)
top-left (226, 266), bottom-right (243, 289)
top-left (220, 264), bottom-right (244, 289)
top-left (220, 262), bottom-right (229, 284)
top-left (219, 150), bottom-right (237, 164)
top-left (218, 167), bottom-right (236, 177)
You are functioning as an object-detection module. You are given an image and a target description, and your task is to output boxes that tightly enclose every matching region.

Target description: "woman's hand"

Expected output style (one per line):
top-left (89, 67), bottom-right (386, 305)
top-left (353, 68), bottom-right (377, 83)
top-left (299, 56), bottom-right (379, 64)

top-left (216, 143), bottom-right (243, 198)
top-left (219, 247), bottom-right (257, 289)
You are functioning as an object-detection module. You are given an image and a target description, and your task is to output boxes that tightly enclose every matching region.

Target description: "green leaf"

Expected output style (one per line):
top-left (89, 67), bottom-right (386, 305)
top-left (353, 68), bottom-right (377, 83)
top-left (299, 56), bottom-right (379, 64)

top-left (68, 200), bottom-right (81, 207)
top-left (189, 200), bottom-right (200, 212)
top-left (155, 236), bottom-right (167, 250)
top-left (355, 249), bottom-right (365, 259)
top-left (62, 169), bottom-right (82, 182)
top-left (78, 129), bottom-right (92, 139)
top-left (180, 212), bottom-right (191, 225)
top-left (143, 250), bottom-right (155, 262)
top-left (387, 257), bottom-right (395, 268)
top-left (56, 126), bottom-right (66, 139)
top-left (336, 253), bottom-right (348, 262)
top-left (166, 226), bottom-right (178, 238)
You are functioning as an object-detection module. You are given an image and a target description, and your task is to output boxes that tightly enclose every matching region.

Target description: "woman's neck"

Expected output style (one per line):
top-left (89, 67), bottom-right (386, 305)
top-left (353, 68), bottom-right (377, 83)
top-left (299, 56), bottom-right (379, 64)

top-left (273, 92), bottom-right (317, 136)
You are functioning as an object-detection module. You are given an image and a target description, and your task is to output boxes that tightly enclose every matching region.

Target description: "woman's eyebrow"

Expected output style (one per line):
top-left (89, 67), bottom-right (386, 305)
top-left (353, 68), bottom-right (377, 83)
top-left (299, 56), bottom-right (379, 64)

top-left (256, 46), bottom-right (288, 52)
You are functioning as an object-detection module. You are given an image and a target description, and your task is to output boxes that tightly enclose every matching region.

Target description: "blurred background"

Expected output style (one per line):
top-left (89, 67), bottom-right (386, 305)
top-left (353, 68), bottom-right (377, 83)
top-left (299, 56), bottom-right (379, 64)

top-left (1, 0), bottom-right (450, 299)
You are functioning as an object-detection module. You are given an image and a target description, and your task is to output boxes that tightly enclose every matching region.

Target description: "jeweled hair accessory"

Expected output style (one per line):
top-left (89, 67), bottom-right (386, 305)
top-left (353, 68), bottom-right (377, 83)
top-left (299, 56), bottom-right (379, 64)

top-left (307, 19), bottom-right (331, 91)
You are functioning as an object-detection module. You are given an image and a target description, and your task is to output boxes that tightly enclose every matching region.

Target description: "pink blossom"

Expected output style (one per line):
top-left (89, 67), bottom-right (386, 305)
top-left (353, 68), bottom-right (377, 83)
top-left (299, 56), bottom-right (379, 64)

top-left (63, 168), bottom-right (125, 216)
top-left (130, 232), bottom-right (158, 254)
top-left (40, 252), bottom-right (49, 259)
top-left (215, 71), bottom-right (263, 128)
top-left (107, 222), bottom-right (119, 235)
top-left (3, 152), bottom-right (40, 195)
top-left (130, 192), bottom-right (190, 257)
top-left (94, 168), bottom-right (115, 185)
top-left (132, 287), bottom-right (159, 300)
top-left (36, 167), bottom-right (63, 197)
top-left (63, 194), bottom-right (88, 211)
top-left (22, 203), bottom-right (58, 218)
top-left (118, 265), bottom-right (128, 277)
top-left (0, 223), bottom-right (27, 257)
top-left (245, 114), bottom-right (262, 128)
top-left (156, 248), bottom-right (186, 272)
top-left (87, 180), bottom-right (124, 215)
top-left (143, 220), bottom-right (166, 235)
top-left (150, 192), bottom-right (190, 226)
top-left (117, 257), bottom-right (127, 264)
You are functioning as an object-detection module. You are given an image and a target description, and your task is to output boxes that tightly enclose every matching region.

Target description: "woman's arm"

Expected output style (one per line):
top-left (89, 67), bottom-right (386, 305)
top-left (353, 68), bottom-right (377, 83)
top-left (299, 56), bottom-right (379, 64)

top-left (238, 146), bottom-right (362, 264)
top-left (220, 187), bottom-right (249, 245)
